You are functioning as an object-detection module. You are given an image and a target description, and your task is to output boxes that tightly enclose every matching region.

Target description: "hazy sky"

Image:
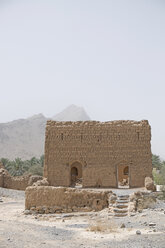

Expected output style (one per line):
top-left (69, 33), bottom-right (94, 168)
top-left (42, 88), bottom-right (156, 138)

top-left (0, 0), bottom-right (165, 158)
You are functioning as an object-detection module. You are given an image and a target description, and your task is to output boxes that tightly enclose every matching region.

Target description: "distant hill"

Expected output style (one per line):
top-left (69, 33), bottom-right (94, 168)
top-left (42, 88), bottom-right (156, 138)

top-left (53, 104), bottom-right (90, 121)
top-left (0, 105), bottom-right (90, 160)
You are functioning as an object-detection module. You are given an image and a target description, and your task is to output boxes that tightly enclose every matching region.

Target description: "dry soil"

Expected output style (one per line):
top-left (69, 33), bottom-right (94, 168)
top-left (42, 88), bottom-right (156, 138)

top-left (0, 187), bottom-right (165, 248)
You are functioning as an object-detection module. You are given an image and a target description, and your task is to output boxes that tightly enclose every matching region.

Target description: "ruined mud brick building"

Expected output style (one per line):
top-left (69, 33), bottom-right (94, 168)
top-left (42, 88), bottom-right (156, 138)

top-left (44, 120), bottom-right (152, 188)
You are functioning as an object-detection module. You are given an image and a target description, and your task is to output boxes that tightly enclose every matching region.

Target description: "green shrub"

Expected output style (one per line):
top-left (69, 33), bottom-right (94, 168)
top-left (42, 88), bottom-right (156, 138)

top-left (153, 165), bottom-right (165, 184)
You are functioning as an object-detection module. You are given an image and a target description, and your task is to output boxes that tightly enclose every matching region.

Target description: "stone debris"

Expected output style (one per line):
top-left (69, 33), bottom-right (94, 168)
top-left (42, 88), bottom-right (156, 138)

top-left (24, 210), bottom-right (32, 215)
top-left (28, 175), bottom-right (43, 186)
top-left (130, 191), bottom-right (156, 212)
top-left (32, 178), bottom-right (49, 187)
top-left (109, 195), bottom-right (117, 204)
top-left (145, 177), bottom-right (156, 191)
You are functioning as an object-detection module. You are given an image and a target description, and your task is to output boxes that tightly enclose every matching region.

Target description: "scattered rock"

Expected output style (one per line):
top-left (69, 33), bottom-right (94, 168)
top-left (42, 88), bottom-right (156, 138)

top-left (149, 223), bottom-right (156, 227)
top-left (30, 206), bottom-right (36, 211)
top-left (62, 214), bottom-right (75, 218)
top-left (24, 210), bottom-right (32, 215)
top-left (120, 223), bottom-right (125, 228)
top-left (109, 195), bottom-right (117, 204)
top-left (136, 230), bottom-right (141, 235)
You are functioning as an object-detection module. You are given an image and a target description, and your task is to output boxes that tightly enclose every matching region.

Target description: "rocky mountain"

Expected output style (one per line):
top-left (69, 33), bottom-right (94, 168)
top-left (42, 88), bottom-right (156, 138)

top-left (53, 104), bottom-right (90, 121)
top-left (0, 105), bottom-right (90, 160)
top-left (0, 114), bottom-right (47, 160)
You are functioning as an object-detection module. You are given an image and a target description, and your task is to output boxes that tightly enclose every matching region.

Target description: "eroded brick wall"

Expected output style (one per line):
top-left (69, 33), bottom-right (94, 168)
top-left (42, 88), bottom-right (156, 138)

top-left (25, 186), bottom-right (110, 212)
top-left (3, 174), bottom-right (31, 190)
top-left (0, 168), bottom-right (32, 190)
top-left (44, 120), bottom-right (152, 188)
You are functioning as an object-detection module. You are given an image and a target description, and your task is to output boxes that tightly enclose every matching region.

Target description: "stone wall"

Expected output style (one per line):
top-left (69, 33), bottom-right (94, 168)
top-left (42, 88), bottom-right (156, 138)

top-left (25, 186), bottom-right (111, 212)
top-left (44, 120), bottom-right (152, 188)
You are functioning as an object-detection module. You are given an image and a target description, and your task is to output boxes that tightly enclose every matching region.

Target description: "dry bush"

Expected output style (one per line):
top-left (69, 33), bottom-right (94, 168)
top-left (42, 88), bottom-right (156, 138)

top-left (88, 217), bottom-right (117, 233)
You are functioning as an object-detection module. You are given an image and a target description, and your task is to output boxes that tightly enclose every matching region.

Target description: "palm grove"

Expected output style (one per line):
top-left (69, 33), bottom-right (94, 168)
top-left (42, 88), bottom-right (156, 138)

top-left (0, 155), bottom-right (44, 177)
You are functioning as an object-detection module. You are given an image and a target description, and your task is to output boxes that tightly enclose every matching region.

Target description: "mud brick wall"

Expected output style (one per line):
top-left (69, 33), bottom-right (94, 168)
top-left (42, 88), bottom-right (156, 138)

top-left (25, 186), bottom-right (111, 212)
top-left (44, 120), bottom-right (152, 188)
top-left (3, 174), bottom-right (30, 190)
top-left (0, 168), bottom-right (31, 190)
top-left (0, 174), bottom-right (3, 187)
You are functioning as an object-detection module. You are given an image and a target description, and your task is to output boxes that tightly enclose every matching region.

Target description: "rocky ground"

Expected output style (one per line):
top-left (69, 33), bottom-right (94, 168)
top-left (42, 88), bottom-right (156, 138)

top-left (0, 187), bottom-right (165, 248)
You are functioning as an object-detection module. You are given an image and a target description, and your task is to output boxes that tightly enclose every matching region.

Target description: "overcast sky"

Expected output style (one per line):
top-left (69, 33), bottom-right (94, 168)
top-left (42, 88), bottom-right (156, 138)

top-left (0, 0), bottom-right (165, 158)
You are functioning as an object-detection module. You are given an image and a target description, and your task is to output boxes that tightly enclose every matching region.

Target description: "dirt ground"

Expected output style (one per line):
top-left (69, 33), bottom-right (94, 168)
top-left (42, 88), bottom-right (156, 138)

top-left (0, 187), bottom-right (165, 248)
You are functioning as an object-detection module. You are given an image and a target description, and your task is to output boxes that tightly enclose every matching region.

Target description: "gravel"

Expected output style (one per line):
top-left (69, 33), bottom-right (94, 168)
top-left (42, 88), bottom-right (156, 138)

top-left (0, 187), bottom-right (165, 248)
top-left (0, 187), bottom-right (25, 199)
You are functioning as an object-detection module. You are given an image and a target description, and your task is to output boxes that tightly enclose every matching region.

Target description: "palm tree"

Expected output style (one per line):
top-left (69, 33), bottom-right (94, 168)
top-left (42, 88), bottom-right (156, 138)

top-left (152, 154), bottom-right (162, 170)
top-left (1, 158), bottom-right (9, 168)
top-left (29, 157), bottom-right (39, 167)
top-left (39, 155), bottom-right (44, 167)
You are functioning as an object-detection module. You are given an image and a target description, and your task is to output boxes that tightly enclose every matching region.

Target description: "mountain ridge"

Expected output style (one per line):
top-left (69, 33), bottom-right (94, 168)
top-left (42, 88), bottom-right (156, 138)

top-left (0, 105), bottom-right (90, 160)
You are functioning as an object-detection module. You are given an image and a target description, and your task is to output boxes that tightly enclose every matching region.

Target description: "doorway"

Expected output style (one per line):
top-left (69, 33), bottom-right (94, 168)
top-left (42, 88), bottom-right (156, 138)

top-left (70, 161), bottom-right (82, 187)
top-left (117, 164), bottom-right (129, 188)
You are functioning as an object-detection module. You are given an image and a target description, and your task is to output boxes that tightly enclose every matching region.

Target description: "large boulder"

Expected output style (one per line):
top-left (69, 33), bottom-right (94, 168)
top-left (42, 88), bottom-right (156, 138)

top-left (145, 177), bottom-right (156, 191)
